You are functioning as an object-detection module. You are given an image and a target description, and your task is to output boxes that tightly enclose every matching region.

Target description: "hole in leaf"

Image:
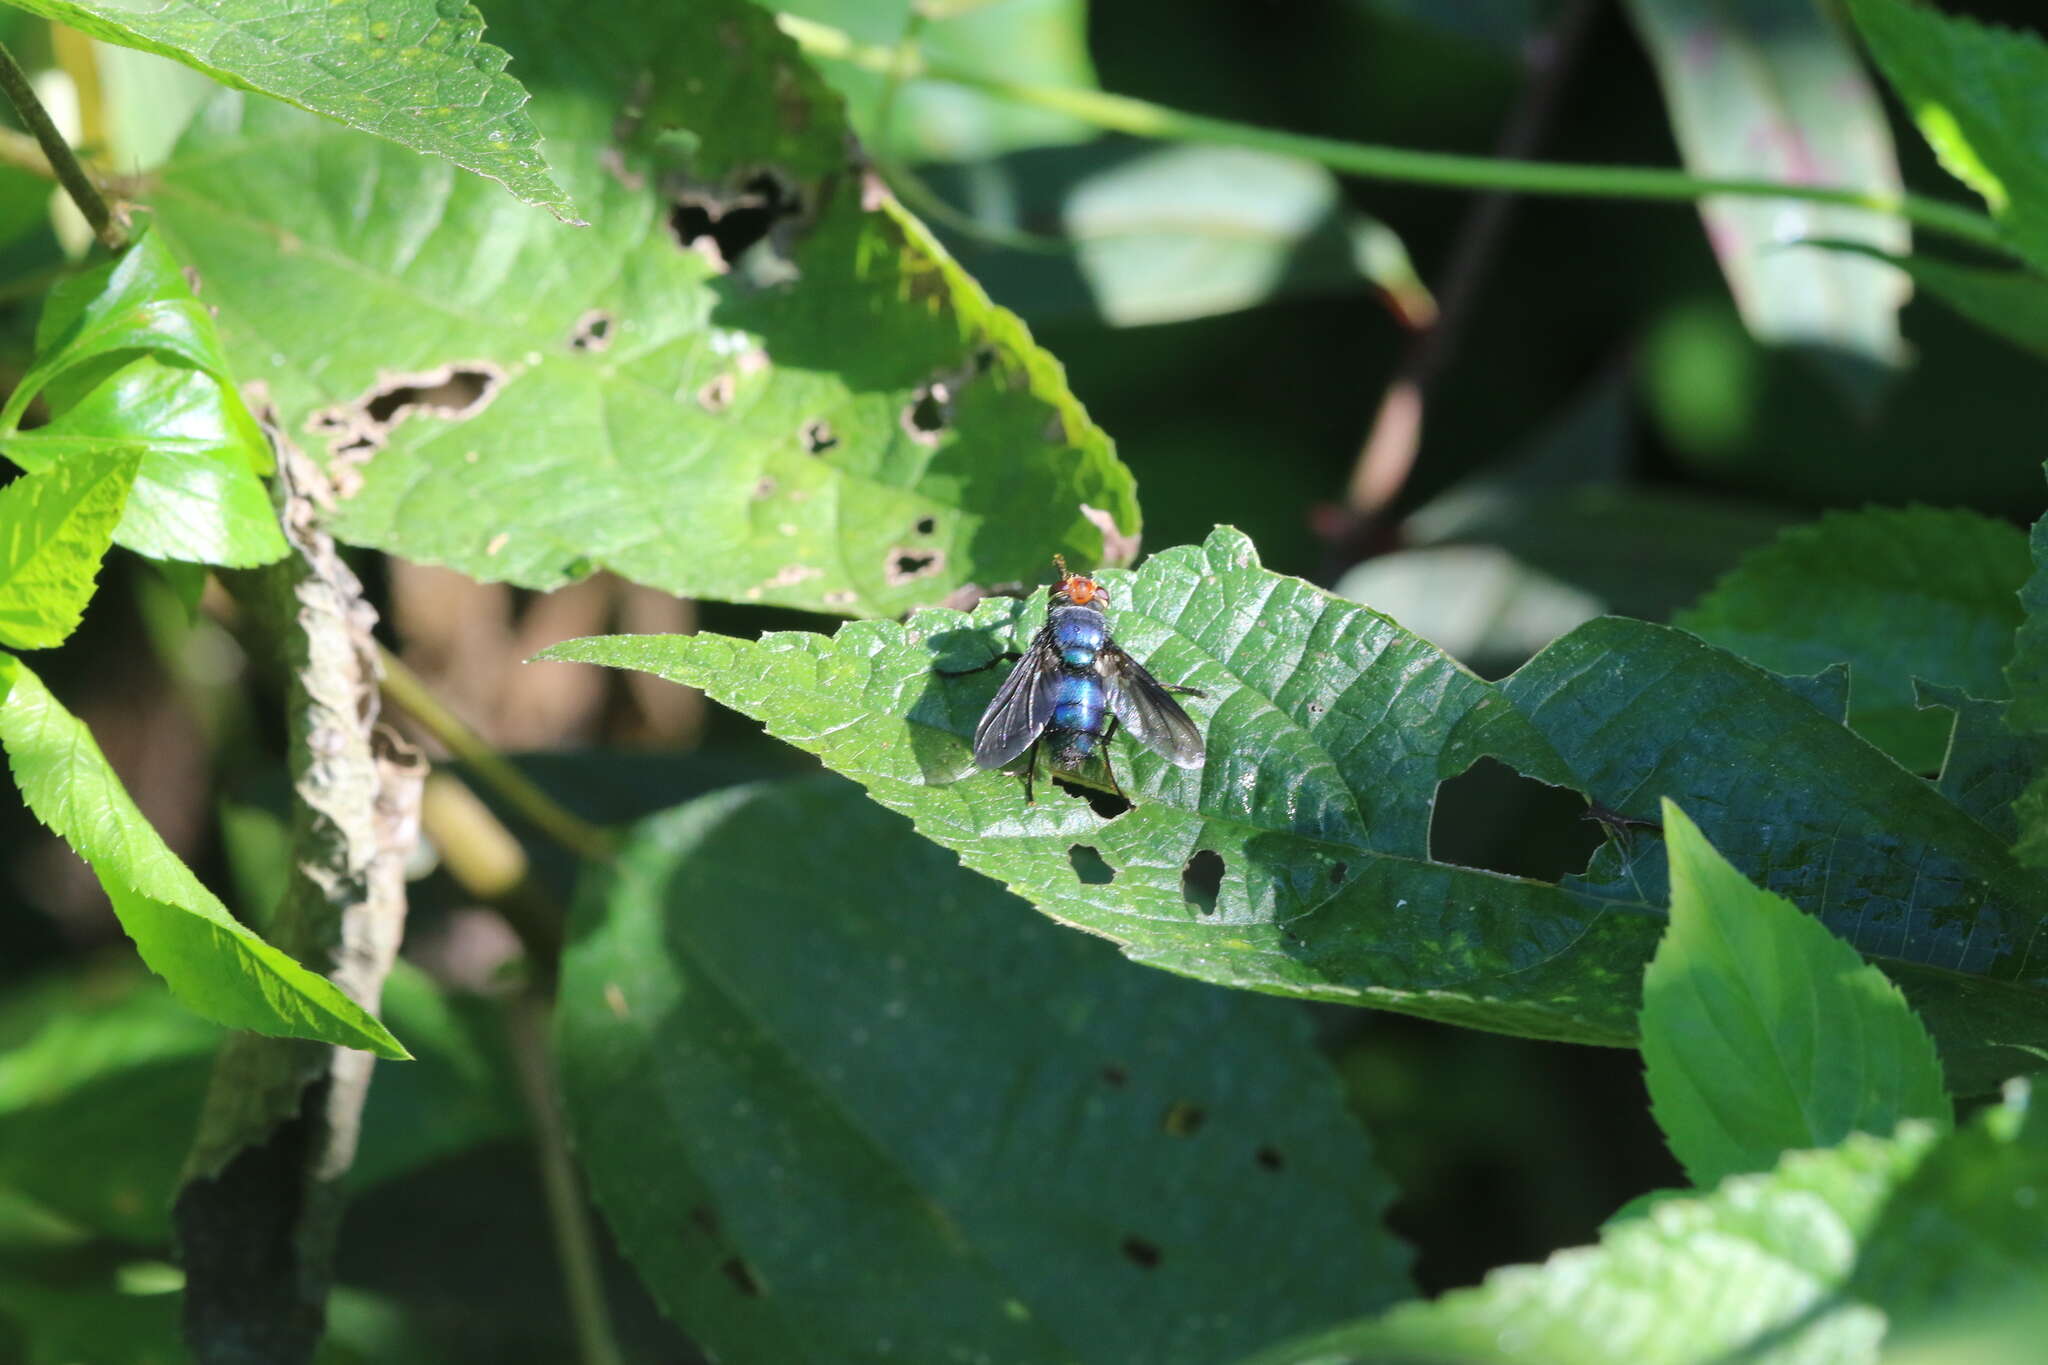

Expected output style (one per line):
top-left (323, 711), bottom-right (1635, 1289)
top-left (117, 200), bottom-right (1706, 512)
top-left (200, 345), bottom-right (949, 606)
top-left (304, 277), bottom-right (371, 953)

top-left (720, 1257), bottom-right (764, 1297)
top-left (568, 310), bottom-right (614, 352)
top-left (1329, 861), bottom-right (1349, 886)
top-left (971, 344), bottom-right (997, 374)
top-left (669, 170), bottom-right (804, 277)
top-left (1181, 850), bottom-right (1224, 915)
top-left (1430, 756), bottom-right (1600, 881)
top-left (1068, 844), bottom-right (1115, 885)
top-left (801, 419), bottom-right (837, 454)
top-left (894, 552), bottom-right (936, 577)
top-left (1161, 1101), bottom-right (1205, 1137)
top-left (885, 548), bottom-right (946, 586)
top-left (902, 382), bottom-right (950, 445)
top-left (1120, 1236), bottom-right (1162, 1270)
top-left (698, 374), bottom-right (736, 413)
top-left (1101, 1064), bottom-right (1128, 1087)
top-left (1052, 775), bottom-right (1131, 820)
top-left (915, 515), bottom-right (937, 536)
top-left (1255, 1145), bottom-right (1284, 1172)
top-left (363, 366), bottom-right (496, 425)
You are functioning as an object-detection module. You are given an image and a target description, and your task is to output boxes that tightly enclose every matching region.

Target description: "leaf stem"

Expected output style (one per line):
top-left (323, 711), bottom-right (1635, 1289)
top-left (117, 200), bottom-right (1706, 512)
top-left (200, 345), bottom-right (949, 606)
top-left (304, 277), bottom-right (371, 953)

top-left (377, 646), bottom-right (619, 864)
top-left (776, 13), bottom-right (2013, 259)
top-left (504, 991), bottom-right (626, 1365)
top-left (0, 42), bottom-right (123, 251)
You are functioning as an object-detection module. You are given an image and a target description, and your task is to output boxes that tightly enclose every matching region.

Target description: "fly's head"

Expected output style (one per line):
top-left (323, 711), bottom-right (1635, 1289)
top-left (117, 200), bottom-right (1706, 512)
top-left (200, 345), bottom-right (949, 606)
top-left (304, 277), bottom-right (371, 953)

top-left (1051, 554), bottom-right (1107, 608)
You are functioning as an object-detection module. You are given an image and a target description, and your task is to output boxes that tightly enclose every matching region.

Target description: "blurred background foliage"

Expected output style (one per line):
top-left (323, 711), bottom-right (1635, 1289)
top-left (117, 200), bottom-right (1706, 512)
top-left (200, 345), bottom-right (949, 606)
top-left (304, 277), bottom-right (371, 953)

top-left (0, 0), bottom-right (2043, 1359)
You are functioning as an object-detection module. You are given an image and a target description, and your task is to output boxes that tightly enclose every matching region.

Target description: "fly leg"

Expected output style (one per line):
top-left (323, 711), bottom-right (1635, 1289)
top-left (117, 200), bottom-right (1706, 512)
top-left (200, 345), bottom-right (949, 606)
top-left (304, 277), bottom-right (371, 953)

top-left (1161, 683), bottom-right (1206, 698)
top-left (1021, 737), bottom-right (1040, 805)
top-left (1099, 719), bottom-right (1128, 802)
top-left (936, 650), bottom-right (1020, 678)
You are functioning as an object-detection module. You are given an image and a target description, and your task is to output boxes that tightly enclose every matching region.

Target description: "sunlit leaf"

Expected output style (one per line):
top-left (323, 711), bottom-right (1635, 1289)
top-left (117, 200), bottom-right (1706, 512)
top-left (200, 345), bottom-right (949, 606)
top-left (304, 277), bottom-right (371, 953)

top-left (559, 777), bottom-right (1411, 1364)
top-left (0, 447), bottom-right (138, 650)
top-left (4, 0), bottom-right (576, 219)
top-left (0, 657), bottom-right (408, 1059)
top-left (1642, 801), bottom-right (1950, 1188)
top-left (1626, 0), bottom-right (1908, 374)
top-left (151, 0), bottom-right (1136, 616)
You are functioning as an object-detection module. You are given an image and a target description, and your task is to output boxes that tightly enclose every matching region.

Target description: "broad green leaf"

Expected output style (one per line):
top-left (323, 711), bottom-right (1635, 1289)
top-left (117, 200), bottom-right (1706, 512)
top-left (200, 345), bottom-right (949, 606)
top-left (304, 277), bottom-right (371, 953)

top-left (0, 447), bottom-right (139, 649)
top-left (1625, 0), bottom-right (1908, 371)
top-left (1846, 0), bottom-right (2048, 272)
top-left (5, 0), bottom-right (576, 220)
top-left (1641, 800), bottom-right (1950, 1189)
top-left (543, 528), bottom-right (2048, 1089)
top-left (558, 777), bottom-right (1411, 1365)
top-left (1812, 242), bottom-right (2048, 361)
top-left (1675, 505), bottom-right (2031, 770)
top-left (0, 657), bottom-right (407, 1059)
top-left (928, 142), bottom-right (1433, 328)
top-left (3, 358), bottom-right (286, 567)
top-left (1916, 681), bottom-right (2043, 844)
top-left (783, 0), bottom-right (1096, 161)
top-left (151, 0), bottom-right (1137, 617)
top-left (1238, 1088), bottom-right (2048, 1365)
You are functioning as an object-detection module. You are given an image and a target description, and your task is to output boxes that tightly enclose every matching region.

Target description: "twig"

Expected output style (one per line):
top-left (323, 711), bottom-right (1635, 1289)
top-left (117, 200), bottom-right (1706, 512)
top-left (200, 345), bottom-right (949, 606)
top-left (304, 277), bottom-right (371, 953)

top-left (505, 992), bottom-right (625, 1365)
top-left (0, 42), bottom-right (123, 250)
top-left (776, 12), bottom-right (2010, 257)
top-left (377, 646), bottom-right (619, 865)
top-left (1325, 0), bottom-right (1602, 577)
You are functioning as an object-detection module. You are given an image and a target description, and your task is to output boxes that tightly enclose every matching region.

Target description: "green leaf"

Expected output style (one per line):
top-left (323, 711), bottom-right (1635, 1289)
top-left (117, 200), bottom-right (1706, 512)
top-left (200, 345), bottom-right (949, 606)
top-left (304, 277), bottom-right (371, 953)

top-left (1641, 800), bottom-right (1951, 1189)
top-left (0, 229), bottom-right (287, 569)
top-left (1238, 1087), bottom-right (2048, 1365)
top-left (544, 528), bottom-right (2048, 1089)
top-left (3, 358), bottom-right (286, 567)
top-left (0, 1278), bottom-right (184, 1365)
top-left (3, 0), bottom-right (576, 221)
top-left (151, 0), bottom-right (1136, 616)
top-left (0, 657), bottom-right (407, 1059)
top-left (784, 0), bottom-right (1096, 161)
top-left (1916, 681), bottom-right (2043, 844)
top-left (1846, 0), bottom-right (2048, 272)
top-left (0, 447), bottom-right (139, 650)
top-left (1674, 505), bottom-right (2032, 770)
top-left (558, 777), bottom-right (1411, 1365)
top-left (929, 141), bottom-right (1432, 328)
top-left (1625, 0), bottom-right (1908, 371)
top-left (2010, 472), bottom-right (2048, 735)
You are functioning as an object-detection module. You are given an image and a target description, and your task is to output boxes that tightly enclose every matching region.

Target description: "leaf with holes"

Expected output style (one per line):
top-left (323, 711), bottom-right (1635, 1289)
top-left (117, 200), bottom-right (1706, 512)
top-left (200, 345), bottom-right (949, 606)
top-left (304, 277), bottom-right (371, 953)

top-left (1624, 0), bottom-right (1909, 375)
top-left (557, 777), bottom-right (1411, 1365)
top-left (0, 229), bottom-right (286, 568)
top-left (1674, 505), bottom-right (2031, 771)
top-left (150, 0), bottom-right (1136, 617)
top-left (1641, 800), bottom-right (1950, 1189)
top-left (1845, 0), bottom-right (2048, 273)
top-left (0, 448), bottom-right (139, 651)
top-left (543, 528), bottom-right (2048, 1091)
top-left (1238, 1090), bottom-right (2048, 1365)
top-left (1, 0), bottom-right (575, 220)
top-left (0, 656), bottom-right (407, 1059)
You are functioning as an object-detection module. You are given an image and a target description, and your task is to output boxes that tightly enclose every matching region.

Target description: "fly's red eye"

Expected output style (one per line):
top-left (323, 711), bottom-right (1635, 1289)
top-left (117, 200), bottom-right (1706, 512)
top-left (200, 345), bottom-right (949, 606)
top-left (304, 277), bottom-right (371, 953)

top-left (1062, 575), bottom-right (1100, 605)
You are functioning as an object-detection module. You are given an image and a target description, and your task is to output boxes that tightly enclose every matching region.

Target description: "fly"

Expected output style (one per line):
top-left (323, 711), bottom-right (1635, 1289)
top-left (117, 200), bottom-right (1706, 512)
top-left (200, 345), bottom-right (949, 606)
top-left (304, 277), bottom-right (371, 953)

top-left (968, 558), bottom-right (1205, 803)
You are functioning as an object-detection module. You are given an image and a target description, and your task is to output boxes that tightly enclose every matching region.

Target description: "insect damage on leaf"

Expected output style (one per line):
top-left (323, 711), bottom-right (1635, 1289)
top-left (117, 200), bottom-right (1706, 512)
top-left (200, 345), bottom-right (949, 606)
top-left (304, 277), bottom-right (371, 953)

top-left (667, 168), bottom-right (807, 285)
top-left (308, 362), bottom-right (504, 493)
top-left (567, 310), bottom-right (614, 353)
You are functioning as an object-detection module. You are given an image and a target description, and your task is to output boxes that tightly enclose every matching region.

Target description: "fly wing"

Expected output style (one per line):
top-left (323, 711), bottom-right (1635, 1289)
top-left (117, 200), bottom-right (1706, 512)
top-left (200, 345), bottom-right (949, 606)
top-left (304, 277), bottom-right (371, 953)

top-left (971, 631), bottom-right (1060, 768)
top-left (1100, 644), bottom-right (1205, 768)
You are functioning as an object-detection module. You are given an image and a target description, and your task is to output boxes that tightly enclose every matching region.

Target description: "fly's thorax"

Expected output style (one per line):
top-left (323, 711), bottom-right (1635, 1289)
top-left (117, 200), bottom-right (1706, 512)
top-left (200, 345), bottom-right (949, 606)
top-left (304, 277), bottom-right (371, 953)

top-left (1048, 602), bottom-right (1108, 668)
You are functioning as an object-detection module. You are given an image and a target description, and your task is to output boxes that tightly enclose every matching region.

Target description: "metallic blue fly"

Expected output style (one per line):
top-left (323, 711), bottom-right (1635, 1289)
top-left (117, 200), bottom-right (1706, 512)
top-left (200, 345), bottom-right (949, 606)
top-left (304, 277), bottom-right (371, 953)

top-left (971, 560), bottom-right (1204, 803)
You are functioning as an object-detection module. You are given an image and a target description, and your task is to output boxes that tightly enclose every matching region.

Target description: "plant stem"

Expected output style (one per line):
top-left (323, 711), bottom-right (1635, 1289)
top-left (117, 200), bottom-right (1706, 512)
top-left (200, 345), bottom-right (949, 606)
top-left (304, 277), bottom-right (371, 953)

top-left (377, 646), bottom-right (619, 864)
top-left (505, 992), bottom-right (625, 1365)
top-left (0, 42), bottom-right (123, 251)
top-left (776, 13), bottom-right (2013, 259)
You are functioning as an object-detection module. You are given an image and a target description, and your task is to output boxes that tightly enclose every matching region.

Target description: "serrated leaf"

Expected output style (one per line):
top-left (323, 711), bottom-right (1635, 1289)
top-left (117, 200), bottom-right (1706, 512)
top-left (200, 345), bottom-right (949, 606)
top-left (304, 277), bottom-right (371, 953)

top-left (785, 0), bottom-right (1096, 161)
top-left (1846, 0), bottom-right (2048, 272)
top-left (1675, 505), bottom-right (2031, 770)
top-left (1625, 0), bottom-right (1908, 371)
top-left (543, 528), bottom-right (2048, 1089)
top-left (5, 0), bottom-right (575, 220)
top-left (0, 447), bottom-right (139, 649)
top-left (0, 657), bottom-right (407, 1059)
top-left (1239, 1088), bottom-right (2048, 1365)
top-left (0, 229), bottom-right (287, 569)
top-left (1642, 800), bottom-right (1951, 1188)
top-left (558, 777), bottom-right (1411, 1365)
top-left (151, 0), bottom-right (1136, 617)
top-left (4, 357), bottom-right (286, 567)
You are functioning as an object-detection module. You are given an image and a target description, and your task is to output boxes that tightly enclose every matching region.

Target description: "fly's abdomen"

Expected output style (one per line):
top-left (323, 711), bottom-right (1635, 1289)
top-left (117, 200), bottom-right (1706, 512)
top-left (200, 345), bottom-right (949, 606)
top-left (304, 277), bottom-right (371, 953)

top-left (1049, 671), bottom-right (1105, 765)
